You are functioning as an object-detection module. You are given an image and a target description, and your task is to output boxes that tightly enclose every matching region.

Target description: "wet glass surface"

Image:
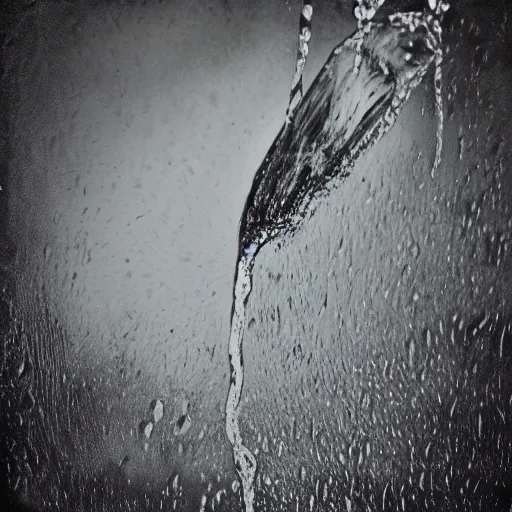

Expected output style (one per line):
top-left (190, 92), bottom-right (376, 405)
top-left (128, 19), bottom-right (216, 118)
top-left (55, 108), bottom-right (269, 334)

top-left (1, 0), bottom-right (512, 511)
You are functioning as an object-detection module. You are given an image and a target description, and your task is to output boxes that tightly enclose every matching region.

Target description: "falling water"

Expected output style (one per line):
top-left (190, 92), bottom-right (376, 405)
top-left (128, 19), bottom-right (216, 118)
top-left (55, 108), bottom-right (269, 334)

top-left (225, 240), bottom-right (263, 512)
top-left (224, 3), bottom-right (448, 510)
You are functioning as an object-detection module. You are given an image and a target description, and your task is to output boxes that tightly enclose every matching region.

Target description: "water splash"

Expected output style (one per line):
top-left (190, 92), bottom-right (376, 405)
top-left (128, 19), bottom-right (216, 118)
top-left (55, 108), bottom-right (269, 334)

top-left (225, 4), bottom-right (447, 510)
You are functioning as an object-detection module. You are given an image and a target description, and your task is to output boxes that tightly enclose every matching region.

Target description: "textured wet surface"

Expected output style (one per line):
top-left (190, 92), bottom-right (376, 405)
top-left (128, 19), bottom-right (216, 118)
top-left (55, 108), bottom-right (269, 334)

top-left (1, 0), bottom-right (512, 511)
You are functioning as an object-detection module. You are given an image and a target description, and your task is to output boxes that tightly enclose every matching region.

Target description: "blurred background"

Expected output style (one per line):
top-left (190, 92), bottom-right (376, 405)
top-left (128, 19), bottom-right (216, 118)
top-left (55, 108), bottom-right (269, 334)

top-left (1, 0), bottom-right (512, 510)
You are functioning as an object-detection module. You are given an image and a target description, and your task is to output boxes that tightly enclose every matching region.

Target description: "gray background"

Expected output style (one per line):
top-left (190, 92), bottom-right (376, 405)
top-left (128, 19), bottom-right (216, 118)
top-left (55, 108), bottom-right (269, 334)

top-left (2, 0), bottom-right (512, 510)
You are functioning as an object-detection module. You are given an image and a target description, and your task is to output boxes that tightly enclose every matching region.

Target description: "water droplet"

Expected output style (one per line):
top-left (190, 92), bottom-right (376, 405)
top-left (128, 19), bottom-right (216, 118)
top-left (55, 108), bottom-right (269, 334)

top-left (43, 245), bottom-right (52, 261)
top-left (302, 4), bottom-right (313, 21)
top-left (407, 338), bottom-right (416, 369)
top-left (17, 353), bottom-right (31, 379)
top-left (174, 413), bottom-right (191, 436)
top-left (410, 243), bottom-right (420, 259)
top-left (153, 399), bottom-right (164, 423)
top-left (401, 264), bottom-right (412, 284)
top-left (450, 397), bottom-right (458, 418)
top-left (144, 421), bottom-right (153, 439)
top-left (215, 489), bottom-right (225, 503)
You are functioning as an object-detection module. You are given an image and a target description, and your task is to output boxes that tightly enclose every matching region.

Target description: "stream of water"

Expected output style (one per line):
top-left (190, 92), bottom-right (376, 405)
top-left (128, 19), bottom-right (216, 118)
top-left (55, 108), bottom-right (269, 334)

top-left (224, 3), bottom-right (447, 510)
top-left (225, 243), bottom-right (261, 512)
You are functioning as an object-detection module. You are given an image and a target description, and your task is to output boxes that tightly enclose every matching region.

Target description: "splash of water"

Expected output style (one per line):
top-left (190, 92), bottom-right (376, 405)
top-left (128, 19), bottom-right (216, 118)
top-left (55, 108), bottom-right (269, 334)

top-left (224, 4), bottom-right (447, 510)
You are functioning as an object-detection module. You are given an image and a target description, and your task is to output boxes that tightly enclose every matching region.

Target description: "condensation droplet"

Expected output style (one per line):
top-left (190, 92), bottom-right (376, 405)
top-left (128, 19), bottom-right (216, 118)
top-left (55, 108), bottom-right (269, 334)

top-left (153, 399), bottom-right (164, 423)
top-left (144, 421), bottom-right (153, 439)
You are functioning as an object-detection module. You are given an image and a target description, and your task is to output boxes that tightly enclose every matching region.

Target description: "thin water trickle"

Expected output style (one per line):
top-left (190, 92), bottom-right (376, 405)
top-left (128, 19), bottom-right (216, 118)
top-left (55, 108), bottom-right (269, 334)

top-left (225, 243), bottom-right (261, 512)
